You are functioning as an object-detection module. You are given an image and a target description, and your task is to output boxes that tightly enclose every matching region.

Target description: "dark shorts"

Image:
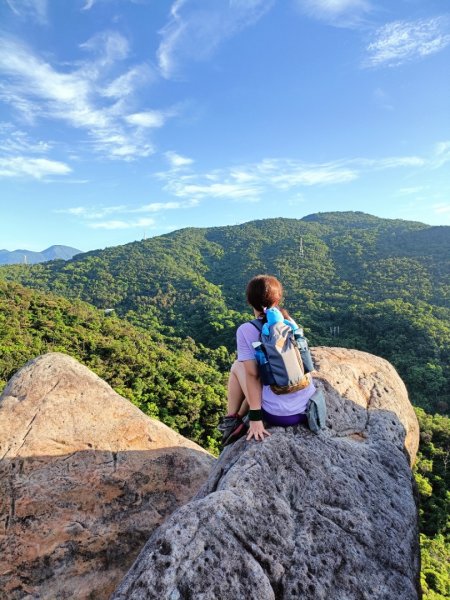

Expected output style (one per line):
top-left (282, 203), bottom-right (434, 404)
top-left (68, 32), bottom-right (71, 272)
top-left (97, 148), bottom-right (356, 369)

top-left (262, 410), bottom-right (308, 427)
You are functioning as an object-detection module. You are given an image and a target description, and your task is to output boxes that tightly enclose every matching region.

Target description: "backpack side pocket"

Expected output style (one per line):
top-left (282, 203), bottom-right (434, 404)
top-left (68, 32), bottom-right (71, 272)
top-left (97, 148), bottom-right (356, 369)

top-left (306, 388), bottom-right (327, 433)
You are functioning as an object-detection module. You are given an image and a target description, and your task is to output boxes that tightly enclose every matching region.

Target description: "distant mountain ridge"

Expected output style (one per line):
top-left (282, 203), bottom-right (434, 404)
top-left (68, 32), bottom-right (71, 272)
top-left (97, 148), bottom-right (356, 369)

top-left (0, 245), bottom-right (81, 265)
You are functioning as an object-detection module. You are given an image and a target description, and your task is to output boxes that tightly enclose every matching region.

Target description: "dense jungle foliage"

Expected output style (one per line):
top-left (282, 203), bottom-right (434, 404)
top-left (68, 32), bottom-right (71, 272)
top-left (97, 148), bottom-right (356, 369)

top-left (414, 408), bottom-right (450, 599)
top-left (0, 281), bottom-right (229, 454)
top-left (1, 212), bottom-right (449, 597)
top-left (1, 212), bottom-right (448, 416)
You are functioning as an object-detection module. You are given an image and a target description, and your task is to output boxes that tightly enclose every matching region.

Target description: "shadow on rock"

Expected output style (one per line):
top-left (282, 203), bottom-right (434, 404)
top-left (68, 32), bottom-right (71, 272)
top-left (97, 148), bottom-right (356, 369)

top-left (0, 352), bottom-right (214, 600)
top-left (0, 446), bottom-right (212, 600)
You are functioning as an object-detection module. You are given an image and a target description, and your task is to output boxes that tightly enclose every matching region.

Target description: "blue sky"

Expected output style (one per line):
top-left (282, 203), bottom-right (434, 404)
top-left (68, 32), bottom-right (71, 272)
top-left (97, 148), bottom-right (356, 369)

top-left (1, 0), bottom-right (449, 252)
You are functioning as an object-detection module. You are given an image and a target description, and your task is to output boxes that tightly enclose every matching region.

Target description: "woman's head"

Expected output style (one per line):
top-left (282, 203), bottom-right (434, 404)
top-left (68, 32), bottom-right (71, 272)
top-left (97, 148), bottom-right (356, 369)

top-left (246, 274), bottom-right (283, 313)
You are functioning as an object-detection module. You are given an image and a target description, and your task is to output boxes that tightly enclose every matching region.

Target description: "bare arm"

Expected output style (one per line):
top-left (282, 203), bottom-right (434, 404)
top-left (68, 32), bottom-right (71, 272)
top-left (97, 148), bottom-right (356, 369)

top-left (243, 359), bottom-right (262, 409)
top-left (243, 360), bottom-right (270, 441)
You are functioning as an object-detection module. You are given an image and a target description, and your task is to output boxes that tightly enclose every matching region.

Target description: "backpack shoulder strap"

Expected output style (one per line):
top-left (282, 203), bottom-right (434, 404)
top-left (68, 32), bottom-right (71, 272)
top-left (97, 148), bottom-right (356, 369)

top-left (249, 318), bottom-right (263, 333)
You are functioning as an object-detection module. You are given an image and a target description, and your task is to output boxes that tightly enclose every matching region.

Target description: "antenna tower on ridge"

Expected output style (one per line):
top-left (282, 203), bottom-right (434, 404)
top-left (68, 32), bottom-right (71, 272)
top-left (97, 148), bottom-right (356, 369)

top-left (299, 237), bottom-right (304, 258)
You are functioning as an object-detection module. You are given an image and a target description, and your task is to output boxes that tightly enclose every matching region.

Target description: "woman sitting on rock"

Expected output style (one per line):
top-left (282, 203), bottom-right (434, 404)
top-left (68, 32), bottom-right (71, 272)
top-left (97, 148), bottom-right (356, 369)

top-left (219, 274), bottom-right (316, 445)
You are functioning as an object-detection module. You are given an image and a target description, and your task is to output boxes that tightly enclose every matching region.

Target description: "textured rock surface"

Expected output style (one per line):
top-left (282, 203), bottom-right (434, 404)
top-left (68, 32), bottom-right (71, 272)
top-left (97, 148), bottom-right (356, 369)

top-left (0, 353), bottom-right (214, 600)
top-left (113, 347), bottom-right (421, 600)
top-left (311, 347), bottom-right (419, 464)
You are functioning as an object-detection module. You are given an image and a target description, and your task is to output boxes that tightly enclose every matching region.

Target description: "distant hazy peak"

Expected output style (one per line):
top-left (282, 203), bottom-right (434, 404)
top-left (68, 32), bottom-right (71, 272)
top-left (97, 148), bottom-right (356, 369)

top-left (0, 245), bottom-right (81, 265)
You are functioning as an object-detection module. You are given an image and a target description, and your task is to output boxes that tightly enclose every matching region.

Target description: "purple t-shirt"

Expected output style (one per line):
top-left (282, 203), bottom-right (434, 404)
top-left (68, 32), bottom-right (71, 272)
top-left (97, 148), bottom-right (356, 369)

top-left (236, 321), bottom-right (316, 416)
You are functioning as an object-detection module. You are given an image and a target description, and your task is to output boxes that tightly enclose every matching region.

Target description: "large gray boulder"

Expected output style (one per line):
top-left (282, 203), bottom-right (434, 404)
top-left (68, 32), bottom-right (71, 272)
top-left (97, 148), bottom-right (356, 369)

top-left (112, 347), bottom-right (421, 600)
top-left (0, 353), bottom-right (214, 600)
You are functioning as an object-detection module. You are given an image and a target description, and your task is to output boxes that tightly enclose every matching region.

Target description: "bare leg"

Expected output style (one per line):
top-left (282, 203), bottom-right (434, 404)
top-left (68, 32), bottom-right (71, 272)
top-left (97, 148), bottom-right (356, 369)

top-left (227, 361), bottom-right (250, 417)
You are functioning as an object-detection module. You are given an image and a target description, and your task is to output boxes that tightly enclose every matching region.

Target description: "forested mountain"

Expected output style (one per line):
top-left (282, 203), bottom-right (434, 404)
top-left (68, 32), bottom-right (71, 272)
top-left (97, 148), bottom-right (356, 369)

top-left (0, 245), bottom-right (81, 265)
top-left (1, 212), bottom-right (448, 415)
top-left (0, 210), bottom-right (449, 598)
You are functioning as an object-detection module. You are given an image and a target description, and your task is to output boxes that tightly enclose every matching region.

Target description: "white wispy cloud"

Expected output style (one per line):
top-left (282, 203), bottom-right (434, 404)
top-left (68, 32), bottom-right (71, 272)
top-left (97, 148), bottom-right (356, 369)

top-left (101, 65), bottom-right (155, 99)
top-left (159, 158), bottom-right (359, 201)
top-left (82, 0), bottom-right (143, 11)
top-left (60, 207), bottom-right (88, 216)
top-left (0, 156), bottom-right (71, 179)
top-left (57, 200), bottom-right (199, 229)
top-left (0, 34), bottom-right (169, 161)
top-left (55, 205), bottom-right (127, 218)
top-left (158, 153), bottom-right (428, 202)
top-left (229, 169), bottom-right (257, 183)
top-left (6, 0), bottom-right (48, 24)
top-left (356, 156), bottom-right (426, 169)
top-left (433, 141), bottom-right (450, 169)
top-left (294, 0), bottom-right (371, 27)
top-left (157, 0), bottom-right (275, 78)
top-left (131, 200), bottom-right (199, 212)
top-left (125, 111), bottom-right (168, 128)
top-left (397, 186), bottom-right (425, 196)
top-left (0, 131), bottom-right (75, 179)
top-left (366, 16), bottom-right (450, 68)
top-left (0, 123), bottom-right (53, 154)
top-left (79, 30), bottom-right (130, 65)
top-left (88, 217), bottom-right (156, 230)
top-left (171, 181), bottom-right (263, 200)
top-left (256, 158), bottom-right (358, 188)
top-left (0, 86), bottom-right (37, 124)
top-left (165, 151), bottom-right (194, 168)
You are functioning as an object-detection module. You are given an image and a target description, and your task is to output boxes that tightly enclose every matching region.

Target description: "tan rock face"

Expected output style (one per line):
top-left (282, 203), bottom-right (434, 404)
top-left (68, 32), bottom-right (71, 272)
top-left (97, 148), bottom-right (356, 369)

top-left (311, 347), bottom-right (419, 463)
top-left (0, 353), bottom-right (214, 600)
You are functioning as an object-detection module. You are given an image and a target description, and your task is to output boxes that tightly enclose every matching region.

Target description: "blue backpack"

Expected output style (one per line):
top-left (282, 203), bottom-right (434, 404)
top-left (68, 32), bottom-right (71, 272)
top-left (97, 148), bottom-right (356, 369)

top-left (250, 309), bottom-right (314, 395)
top-left (251, 312), bottom-right (327, 431)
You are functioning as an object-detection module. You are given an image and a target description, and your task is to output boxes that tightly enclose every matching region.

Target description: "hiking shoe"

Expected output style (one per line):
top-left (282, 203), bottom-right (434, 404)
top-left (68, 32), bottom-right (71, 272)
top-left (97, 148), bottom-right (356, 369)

top-left (217, 414), bottom-right (248, 446)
